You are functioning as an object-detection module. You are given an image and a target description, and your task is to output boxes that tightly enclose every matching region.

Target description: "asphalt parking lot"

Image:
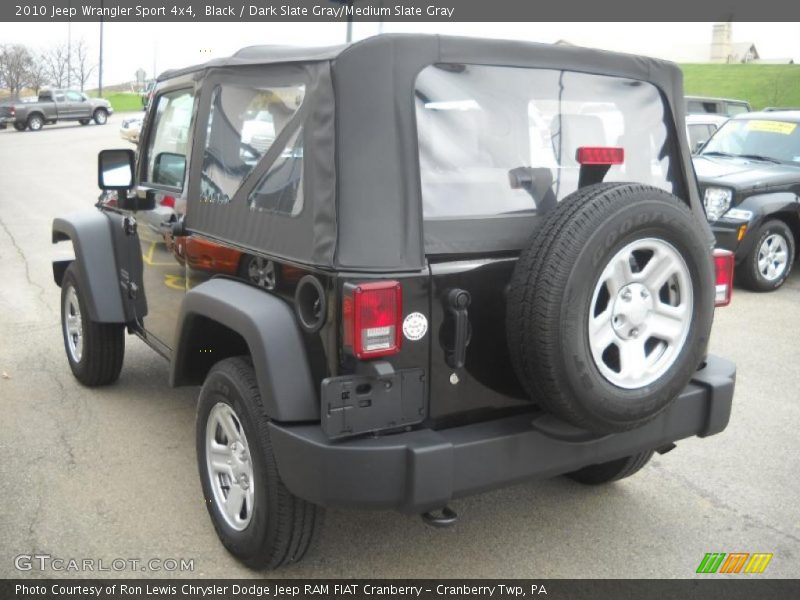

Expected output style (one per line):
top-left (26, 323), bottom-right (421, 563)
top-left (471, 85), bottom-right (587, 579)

top-left (0, 116), bottom-right (799, 579)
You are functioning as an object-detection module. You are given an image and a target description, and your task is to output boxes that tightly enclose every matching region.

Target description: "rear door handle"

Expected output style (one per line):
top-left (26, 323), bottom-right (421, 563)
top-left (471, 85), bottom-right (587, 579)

top-left (445, 288), bottom-right (471, 369)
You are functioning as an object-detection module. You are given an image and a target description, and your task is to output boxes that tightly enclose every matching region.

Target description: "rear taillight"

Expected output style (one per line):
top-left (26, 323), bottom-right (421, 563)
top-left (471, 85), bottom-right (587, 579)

top-left (576, 146), bottom-right (625, 165)
top-left (713, 249), bottom-right (734, 307)
top-left (159, 195), bottom-right (175, 208)
top-left (343, 281), bottom-right (402, 359)
top-left (9, 106), bottom-right (15, 116)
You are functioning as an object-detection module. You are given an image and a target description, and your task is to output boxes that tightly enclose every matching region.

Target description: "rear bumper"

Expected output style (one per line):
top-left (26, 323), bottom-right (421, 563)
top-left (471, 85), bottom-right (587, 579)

top-left (270, 355), bottom-right (736, 513)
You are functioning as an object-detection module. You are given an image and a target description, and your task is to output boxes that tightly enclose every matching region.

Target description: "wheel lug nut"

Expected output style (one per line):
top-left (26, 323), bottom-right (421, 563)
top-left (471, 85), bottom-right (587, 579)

top-left (621, 290), bottom-right (632, 301)
top-left (630, 328), bottom-right (639, 338)
top-left (641, 290), bottom-right (649, 299)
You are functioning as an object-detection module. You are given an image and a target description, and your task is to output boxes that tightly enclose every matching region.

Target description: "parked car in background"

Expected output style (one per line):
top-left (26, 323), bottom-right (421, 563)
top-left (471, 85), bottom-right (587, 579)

top-left (694, 111), bottom-right (800, 290)
top-left (763, 107), bottom-right (800, 112)
top-left (0, 89), bottom-right (112, 131)
top-left (119, 115), bottom-right (143, 144)
top-left (686, 96), bottom-right (751, 117)
top-left (686, 113), bottom-right (728, 153)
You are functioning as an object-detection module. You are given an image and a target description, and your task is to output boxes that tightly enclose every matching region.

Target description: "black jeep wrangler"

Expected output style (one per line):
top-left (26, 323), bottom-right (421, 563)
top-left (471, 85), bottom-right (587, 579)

top-left (52, 35), bottom-right (737, 569)
top-left (694, 111), bottom-right (800, 291)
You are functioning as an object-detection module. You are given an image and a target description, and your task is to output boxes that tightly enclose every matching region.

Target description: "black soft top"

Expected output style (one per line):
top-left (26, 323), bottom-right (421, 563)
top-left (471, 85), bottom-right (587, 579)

top-left (160, 34), bottom-right (702, 272)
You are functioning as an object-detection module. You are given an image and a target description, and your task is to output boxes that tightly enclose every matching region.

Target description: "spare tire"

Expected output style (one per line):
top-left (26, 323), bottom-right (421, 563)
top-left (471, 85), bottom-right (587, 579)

top-left (507, 183), bottom-right (714, 433)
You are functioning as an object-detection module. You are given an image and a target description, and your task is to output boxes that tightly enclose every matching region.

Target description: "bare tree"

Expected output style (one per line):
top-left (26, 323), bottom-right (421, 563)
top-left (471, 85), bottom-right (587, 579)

top-left (26, 54), bottom-right (50, 95)
top-left (0, 44), bottom-right (34, 99)
top-left (70, 38), bottom-right (96, 92)
top-left (43, 43), bottom-right (70, 89)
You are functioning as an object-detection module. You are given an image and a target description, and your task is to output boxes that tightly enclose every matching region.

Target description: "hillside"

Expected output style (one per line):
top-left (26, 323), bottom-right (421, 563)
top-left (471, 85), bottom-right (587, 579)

top-left (680, 64), bottom-right (800, 110)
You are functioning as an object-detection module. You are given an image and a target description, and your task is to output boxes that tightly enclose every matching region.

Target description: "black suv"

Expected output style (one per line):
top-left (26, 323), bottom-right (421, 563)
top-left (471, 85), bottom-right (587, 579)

top-left (694, 111), bottom-right (800, 290)
top-left (52, 35), bottom-right (736, 569)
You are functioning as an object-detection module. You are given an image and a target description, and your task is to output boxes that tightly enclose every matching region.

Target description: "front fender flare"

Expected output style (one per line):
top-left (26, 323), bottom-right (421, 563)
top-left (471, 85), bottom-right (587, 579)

top-left (52, 210), bottom-right (126, 323)
top-left (171, 278), bottom-right (318, 423)
top-left (736, 191), bottom-right (800, 255)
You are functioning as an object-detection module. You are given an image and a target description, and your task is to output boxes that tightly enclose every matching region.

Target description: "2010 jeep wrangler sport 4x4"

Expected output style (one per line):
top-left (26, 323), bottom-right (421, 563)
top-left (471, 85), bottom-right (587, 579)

top-left (52, 35), bottom-right (737, 569)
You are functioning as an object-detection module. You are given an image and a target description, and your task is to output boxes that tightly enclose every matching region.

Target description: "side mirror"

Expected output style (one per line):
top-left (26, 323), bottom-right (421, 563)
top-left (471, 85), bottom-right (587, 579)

top-left (98, 149), bottom-right (135, 190)
top-left (153, 152), bottom-right (186, 188)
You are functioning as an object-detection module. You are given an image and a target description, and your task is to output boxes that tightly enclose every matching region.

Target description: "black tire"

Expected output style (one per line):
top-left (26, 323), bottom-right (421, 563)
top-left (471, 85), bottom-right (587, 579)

top-left (27, 113), bottom-right (44, 131)
top-left (237, 255), bottom-right (279, 290)
top-left (79, 118), bottom-right (91, 125)
top-left (13, 122), bottom-right (26, 132)
top-left (196, 357), bottom-right (323, 569)
top-left (93, 109), bottom-right (108, 125)
top-left (567, 450), bottom-right (655, 485)
top-left (738, 219), bottom-right (795, 292)
top-left (507, 183), bottom-right (715, 433)
top-left (60, 264), bottom-right (125, 386)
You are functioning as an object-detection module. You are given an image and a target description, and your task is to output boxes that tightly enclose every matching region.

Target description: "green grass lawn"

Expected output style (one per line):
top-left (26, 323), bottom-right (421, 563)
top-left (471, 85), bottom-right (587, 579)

top-left (680, 64), bottom-right (800, 110)
top-left (87, 91), bottom-right (143, 113)
top-left (82, 65), bottom-right (799, 114)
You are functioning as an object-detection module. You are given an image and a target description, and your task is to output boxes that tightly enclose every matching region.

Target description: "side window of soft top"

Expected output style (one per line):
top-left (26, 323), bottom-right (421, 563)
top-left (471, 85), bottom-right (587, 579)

top-left (200, 82), bottom-right (306, 214)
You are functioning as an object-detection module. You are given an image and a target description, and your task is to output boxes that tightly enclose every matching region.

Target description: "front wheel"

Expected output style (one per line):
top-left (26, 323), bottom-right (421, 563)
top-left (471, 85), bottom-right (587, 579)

top-left (79, 118), bottom-right (91, 125)
top-left (60, 264), bottom-right (125, 386)
top-left (567, 450), bottom-right (654, 485)
top-left (93, 109), bottom-right (108, 125)
top-left (739, 219), bottom-right (795, 292)
top-left (196, 357), bottom-right (323, 569)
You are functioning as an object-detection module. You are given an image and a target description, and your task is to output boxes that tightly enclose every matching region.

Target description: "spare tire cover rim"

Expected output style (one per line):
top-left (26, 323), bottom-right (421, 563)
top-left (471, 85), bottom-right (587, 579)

top-left (588, 237), bottom-right (693, 390)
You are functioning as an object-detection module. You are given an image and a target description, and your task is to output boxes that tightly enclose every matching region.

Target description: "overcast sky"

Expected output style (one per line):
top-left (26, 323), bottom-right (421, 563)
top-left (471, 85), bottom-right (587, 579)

top-left (1, 21), bottom-right (798, 88)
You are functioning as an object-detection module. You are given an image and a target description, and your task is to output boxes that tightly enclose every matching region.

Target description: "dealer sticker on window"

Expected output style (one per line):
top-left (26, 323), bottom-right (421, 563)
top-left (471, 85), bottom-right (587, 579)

top-left (746, 120), bottom-right (797, 135)
top-left (403, 312), bottom-right (428, 341)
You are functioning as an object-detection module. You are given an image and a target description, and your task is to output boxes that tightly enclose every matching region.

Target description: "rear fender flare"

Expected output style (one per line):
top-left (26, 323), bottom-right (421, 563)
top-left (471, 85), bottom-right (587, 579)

top-left (171, 278), bottom-right (318, 422)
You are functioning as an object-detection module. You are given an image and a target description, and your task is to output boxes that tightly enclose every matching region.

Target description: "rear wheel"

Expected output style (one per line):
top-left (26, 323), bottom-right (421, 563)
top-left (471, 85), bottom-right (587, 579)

top-left (27, 114), bottom-right (44, 131)
top-left (196, 357), bottom-right (322, 569)
top-left (567, 450), bottom-right (654, 485)
top-left (93, 109), bottom-right (108, 125)
top-left (60, 264), bottom-right (125, 386)
top-left (13, 122), bottom-right (26, 132)
top-left (507, 183), bottom-right (714, 433)
top-left (738, 219), bottom-right (795, 292)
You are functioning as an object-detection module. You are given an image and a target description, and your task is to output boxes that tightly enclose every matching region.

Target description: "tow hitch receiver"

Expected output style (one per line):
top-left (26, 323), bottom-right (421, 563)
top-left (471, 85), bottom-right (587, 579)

top-left (422, 506), bottom-right (458, 528)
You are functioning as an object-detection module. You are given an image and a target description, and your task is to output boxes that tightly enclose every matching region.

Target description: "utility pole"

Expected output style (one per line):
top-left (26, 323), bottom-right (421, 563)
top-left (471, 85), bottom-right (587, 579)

top-left (67, 0), bottom-right (72, 88)
top-left (346, 1), bottom-right (354, 43)
top-left (98, 0), bottom-right (104, 97)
